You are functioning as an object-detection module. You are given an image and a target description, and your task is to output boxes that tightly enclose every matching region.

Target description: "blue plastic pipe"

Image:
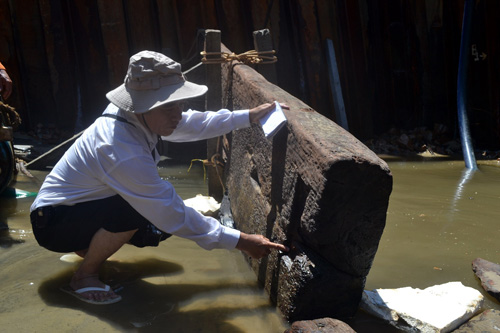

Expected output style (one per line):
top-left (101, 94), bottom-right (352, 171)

top-left (457, 0), bottom-right (478, 170)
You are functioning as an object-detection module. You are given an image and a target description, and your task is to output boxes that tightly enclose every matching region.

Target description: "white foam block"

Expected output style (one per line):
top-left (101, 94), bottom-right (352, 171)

top-left (360, 282), bottom-right (484, 332)
top-left (184, 194), bottom-right (220, 215)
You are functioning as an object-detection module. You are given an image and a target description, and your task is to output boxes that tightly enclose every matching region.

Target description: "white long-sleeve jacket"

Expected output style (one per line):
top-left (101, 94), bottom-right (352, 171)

top-left (31, 103), bottom-right (250, 250)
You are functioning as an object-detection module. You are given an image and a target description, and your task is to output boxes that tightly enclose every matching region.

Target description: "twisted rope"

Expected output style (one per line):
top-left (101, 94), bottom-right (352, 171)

top-left (188, 153), bottom-right (225, 192)
top-left (0, 101), bottom-right (21, 130)
top-left (198, 48), bottom-right (277, 194)
top-left (200, 50), bottom-right (277, 65)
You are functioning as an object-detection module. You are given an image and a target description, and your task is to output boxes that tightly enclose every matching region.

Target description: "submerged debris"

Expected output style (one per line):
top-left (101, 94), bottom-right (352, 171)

top-left (364, 124), bottom-right (462, 157)
top-left (364, 124), bottom-right (500, 160)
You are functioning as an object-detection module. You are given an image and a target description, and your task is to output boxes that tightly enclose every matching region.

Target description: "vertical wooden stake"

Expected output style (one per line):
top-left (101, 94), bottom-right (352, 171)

top-left (253, 29), bottom-right (278, 84)
top-left (204, 29), bottom-right (224, 201)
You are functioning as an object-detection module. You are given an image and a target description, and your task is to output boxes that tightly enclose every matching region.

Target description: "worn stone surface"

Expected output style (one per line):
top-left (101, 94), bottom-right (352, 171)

top-left (284, 317), bottom-right (356, 333)
top-left (276, 243), bottom-right (365, 321)
top-left (472, 257), bottom-right (500, 302)
top-left (454, 309), bottom-right (500, 332)
top-left (360, 282), bottom-right (484, 332)
top-left (221, 46), bottom-right (392, 321)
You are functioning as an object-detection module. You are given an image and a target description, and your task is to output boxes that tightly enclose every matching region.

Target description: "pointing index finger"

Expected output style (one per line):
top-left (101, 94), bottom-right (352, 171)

top-left (266, 241), bottom-right (289, 252)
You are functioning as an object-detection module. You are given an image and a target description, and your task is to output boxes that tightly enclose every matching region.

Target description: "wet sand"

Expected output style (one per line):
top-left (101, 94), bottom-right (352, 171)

top-left (0, 162), bottom-right (288, 332)
top-left (1, 157), bottom-right (500, 332)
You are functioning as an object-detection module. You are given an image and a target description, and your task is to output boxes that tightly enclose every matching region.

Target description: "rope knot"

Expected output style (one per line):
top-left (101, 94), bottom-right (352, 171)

top-left (201, 50), bottom-right (277, 65)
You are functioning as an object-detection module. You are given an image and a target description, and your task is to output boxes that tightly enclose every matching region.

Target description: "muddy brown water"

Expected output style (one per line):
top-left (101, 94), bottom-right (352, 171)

top-left (0, 156), bottom-right (499, 332)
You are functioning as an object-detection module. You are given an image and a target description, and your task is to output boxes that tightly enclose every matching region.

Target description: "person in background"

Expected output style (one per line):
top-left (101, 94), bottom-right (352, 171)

top-left (30, 50), bottom-right (289, 305)
top-left (0, 61), bottom-right (13, 100)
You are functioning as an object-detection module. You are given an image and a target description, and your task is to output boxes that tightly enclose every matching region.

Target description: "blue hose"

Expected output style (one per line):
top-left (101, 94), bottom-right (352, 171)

top-left (457, 0), bottom-right (478, 170)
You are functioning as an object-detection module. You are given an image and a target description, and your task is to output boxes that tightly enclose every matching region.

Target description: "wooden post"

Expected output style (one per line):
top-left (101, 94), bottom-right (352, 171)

top-left (97, 0), bottom-right (129, 87)
top-left (204, 29), bottom-right (224, 201)
top-left (253, 29), bottom-right (278, 84)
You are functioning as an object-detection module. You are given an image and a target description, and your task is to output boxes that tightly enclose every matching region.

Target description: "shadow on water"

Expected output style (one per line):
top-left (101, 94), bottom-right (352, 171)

top-left (0, 169), bottom-right (287, 333)
top-left (38, 256), bottom-right (271, 332)
top-left (0, 228), bottom-right (24, 248)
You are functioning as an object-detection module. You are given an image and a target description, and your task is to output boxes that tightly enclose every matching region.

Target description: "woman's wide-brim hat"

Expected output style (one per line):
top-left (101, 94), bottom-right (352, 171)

top-left (106, 50), bottom-right (208, 113)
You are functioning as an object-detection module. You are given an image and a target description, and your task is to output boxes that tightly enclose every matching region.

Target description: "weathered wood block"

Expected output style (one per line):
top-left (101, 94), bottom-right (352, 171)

top-left (221, 46), bottom-right (392, 321)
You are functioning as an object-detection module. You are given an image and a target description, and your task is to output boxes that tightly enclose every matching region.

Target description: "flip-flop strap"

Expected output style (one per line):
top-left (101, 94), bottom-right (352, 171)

top-left (74, 284), bottom-right (111, 294)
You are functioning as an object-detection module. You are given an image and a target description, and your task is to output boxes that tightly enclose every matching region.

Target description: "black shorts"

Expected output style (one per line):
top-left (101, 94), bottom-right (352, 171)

top-left (30, 195), bottom-right (171, 253)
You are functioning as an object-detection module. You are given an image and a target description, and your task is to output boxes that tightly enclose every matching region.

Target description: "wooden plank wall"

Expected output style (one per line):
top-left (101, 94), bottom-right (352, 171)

top-left (0, 0), bottom-right (498, 147)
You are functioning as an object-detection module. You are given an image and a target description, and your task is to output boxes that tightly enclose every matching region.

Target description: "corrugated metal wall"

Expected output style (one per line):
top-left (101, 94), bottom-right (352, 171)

top-left (0, 0), bottom-right (498, 146)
